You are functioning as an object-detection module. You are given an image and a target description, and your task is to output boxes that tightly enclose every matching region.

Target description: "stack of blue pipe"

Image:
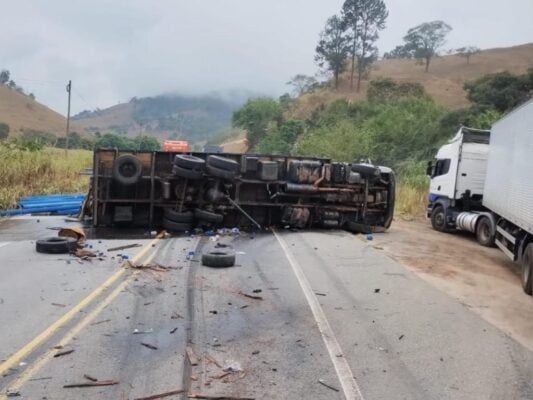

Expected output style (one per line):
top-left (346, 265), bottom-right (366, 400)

top-left (0, 193), bottom-right (85, 216)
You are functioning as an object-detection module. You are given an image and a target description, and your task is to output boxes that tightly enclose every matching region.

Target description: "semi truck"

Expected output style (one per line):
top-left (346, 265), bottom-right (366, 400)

top-left (427, 99), bottom-right (533, 294)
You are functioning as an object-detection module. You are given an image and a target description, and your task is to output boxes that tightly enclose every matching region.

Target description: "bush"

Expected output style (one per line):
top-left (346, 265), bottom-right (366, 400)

top-left (367, 78), bottom-right (426, 103)
top-left (0, 122), bottom-right (9, 140)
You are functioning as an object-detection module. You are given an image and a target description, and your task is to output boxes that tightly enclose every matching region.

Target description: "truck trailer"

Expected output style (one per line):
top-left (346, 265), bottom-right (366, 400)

top-left (427, 99), bottom-right (533, 294)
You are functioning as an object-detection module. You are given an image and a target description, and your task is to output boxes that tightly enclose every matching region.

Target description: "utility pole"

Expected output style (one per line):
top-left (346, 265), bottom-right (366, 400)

top-left (65, 80), bottom-right (72, 154)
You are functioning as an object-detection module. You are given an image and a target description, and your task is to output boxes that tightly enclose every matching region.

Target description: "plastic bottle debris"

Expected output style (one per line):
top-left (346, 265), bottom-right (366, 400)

top-left (222, 360), bottom-right (243, 373)
top-left (366, 234), bottom-right (373, 241)
top-left (186, 251), bottom-right (195, 260)
top-left (122, 255), bottom-right (129, 260)
top-left (204, 230), bottom-right (215, 237)
top-left (231, 227), bottom-right (240, 235)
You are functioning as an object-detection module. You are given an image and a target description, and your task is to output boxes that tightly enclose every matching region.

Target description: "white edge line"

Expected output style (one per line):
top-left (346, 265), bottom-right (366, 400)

top-left (273, 229), bottom-right (364, 400)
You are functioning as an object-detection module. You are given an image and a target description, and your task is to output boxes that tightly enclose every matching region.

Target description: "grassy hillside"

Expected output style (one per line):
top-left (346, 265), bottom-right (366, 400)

top-left (0, 85), bottom-right (70, 135)
top-left (74, 95), bottom-right (242, 143)
top-left (290, 42), bottom-right (533, 118)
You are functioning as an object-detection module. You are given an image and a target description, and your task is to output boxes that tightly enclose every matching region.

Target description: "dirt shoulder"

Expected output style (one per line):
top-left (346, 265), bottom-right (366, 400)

top-left (373, 218), bottom-right (533, 351)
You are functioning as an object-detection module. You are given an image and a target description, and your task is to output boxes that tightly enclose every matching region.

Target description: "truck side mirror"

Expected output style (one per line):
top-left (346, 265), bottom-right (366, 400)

top-left (426, 161), bottom-right (433, 177)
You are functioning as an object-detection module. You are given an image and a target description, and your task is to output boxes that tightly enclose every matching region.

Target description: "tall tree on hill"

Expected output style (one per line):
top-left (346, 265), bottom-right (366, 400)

top-left (0, 70), bottom-right (10, 85)
top-left (403, 21), bottom-right (452, 72)
top-left (341, 0), bottom-right (388, 91)
top-left (315, 15), bottom-right (350, 89)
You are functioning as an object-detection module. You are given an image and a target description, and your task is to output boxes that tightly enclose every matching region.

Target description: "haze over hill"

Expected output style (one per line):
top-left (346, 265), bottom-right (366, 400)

top-left (290, 43), bottom-right (533, 118)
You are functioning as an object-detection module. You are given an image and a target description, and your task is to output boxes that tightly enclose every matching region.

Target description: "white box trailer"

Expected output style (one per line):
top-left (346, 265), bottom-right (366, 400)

top-left (427, 99), bottom-right (533, 295)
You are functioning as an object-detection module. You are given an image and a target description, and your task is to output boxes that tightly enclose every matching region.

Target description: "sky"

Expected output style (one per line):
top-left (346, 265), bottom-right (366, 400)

top-left (1, 0), bottom-right (532, 115)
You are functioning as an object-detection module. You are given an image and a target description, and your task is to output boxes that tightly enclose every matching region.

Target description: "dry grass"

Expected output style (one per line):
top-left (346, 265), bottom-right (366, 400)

top-left (290, 42), bottom-right (533, 119)
top-left (395, 184), bottom-right (428, 220)
top-left (0, 147), bottom-right (92, 209)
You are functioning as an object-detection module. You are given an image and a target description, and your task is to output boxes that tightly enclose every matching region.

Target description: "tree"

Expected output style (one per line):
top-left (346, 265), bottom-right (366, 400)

top-left (0, 70), bottom-right (9, 85)
top-left (7, 80), bottom-right (16, 89)
top-left (383, 44), bottom-right (413, 59)
top-left (232, 98), bottom-right (283, 148)
top-left (341, 0), bottom-right (388, 91)
top-left (403, 21), bottom-right (452, 72)
top-left (456, 46), bottom-right (481, 65)
top-left (286, 74), bottom-right (318, 96)
top-left (134, 135), bottom-right (161, 151)
top-left (464, 70), bottom-right (533, 112)
top-left (0, 122), bottom-right (9, 140)
top-left (315, 15), bottom-right (350, 89)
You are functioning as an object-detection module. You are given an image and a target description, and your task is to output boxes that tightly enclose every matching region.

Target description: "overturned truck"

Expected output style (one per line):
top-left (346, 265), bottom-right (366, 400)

top-left (87, 149), bottom-right (395, 233)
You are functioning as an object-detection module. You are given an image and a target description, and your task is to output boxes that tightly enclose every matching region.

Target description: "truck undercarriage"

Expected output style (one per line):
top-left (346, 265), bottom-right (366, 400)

top-left (86, 149), bottom-right (395, 233)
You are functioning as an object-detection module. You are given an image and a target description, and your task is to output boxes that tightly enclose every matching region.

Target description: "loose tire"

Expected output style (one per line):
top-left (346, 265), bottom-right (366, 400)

top-left (194, 208), bottom-right (223, 224)
top-left (521, 243), bottom-right (533, 295)
top-left (476, 217), bottom-right (495, 247)
top-left (174, 154), bottom-right (205, 170)
top-left (36, 237), bottom-right (77, 254)
top-left (201, 249), bottom-right (236, 268)
top-left (431, 205), bottom-right (448, 232)
top-left (172, 165), bottom-right (203, 180)
top-left (350, 163), bottom-right (380, 179)
top-left (206, 164), bottom-right (237, 180)
top-left (162, 218), bottom-right (192, 232)
top-left (344, 221), bottom-right (372, 234)
top-left (207, 155), bottom-right (240, 172)
top-left (163, 208), bottom-right (193, 223)
top-left (112, 154), bottom-right (142, 185)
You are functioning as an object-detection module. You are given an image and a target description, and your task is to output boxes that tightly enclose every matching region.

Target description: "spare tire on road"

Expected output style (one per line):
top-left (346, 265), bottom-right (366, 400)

top-left (201, 249), bottom-right (236, 268)
top-left (112, 154), bottom-right (143, 185)
top-left (36, 237), bottom-right (78, 254)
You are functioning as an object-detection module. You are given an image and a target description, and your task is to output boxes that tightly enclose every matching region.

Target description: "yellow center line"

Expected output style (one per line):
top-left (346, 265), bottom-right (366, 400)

top-left (1, 247), bottom-right (162, 397)
top-left (0, 232), bottom-right (165, 379)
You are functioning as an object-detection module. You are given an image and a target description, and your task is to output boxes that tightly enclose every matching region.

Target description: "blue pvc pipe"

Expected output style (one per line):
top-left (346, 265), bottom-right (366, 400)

top-left (0, 205), bottom-right (81, 216)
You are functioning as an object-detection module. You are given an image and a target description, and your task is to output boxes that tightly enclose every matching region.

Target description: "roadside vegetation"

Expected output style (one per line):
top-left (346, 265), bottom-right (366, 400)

top-left (0, 143), bottom-right (92, 210)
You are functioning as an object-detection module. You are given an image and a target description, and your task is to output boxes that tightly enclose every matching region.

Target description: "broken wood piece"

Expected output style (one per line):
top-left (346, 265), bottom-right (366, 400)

top-left (51, 303), bottom-right (66, 307)
top-left (83, 374), bottom-right (98, 382)
top-left (90, 319), bottom-right (111, 326)
top-left (107, 243), bottom-right (142, 252)
top-left (133, 389), bottom-right (186, 400)
top-left (186, 346), bottom-right (199, 366)
top-left (209, 372), bottom-right (230, 380)
top-left (238, 291), bottom-right (263, 300)
top-left (53, 349), bottom-right (74, 358)
top-left (204, 354), bottom-right (222, 368)
top-left (63, 380), bottom-right (118, 388)
top-left (318, 378), bottom-right (339, 392)
top-left (141, 342), bottom-right (158, 350)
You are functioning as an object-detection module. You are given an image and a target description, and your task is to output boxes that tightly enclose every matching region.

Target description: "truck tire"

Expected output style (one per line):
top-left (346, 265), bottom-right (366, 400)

top-left (350, 164), bottom-right (380, 179)
top-left (162, 218), bottom-right (192, 233)
top-left (112, 154), bottom-right (142, 185)
top-left (431, 205), bottom-right (449, 232)
top-left (194, 208), bottom-right (223, 224)
top-left (36, 237), bottom-right (77, 254)
top-left (476, 217), bottom-right (495, 247)
top-left (344, 221), bottom-right (372, 234)
top-left (521, 243), bottom-right (533, 295)
top-left (206, 164), bottom-right (237, 180)
top-left (201, 249), bottom-right (236, 268)
top-left (172, 165), bottom-right (203, 180)
top-left (207, 155), bottom-right (240, 172)
top-left (174, 154), bottom-right (205, 170)
top-left (163, 208), bottom-right (193, 223)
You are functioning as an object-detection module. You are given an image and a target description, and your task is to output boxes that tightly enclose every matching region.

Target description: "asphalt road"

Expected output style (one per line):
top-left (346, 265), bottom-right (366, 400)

top-left (1, 216), bottom-right (533, 399)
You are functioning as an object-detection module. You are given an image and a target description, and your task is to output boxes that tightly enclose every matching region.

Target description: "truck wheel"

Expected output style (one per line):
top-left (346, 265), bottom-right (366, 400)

top-left (207, 155), bottom-right (240, 172)
top-left (162, 218), bottom-right (192, 233)
top-left (344, 221), bottom-right (372, 234)
top-left (172, 165), bottom-right (203, 180)
top-left (163, 208), bottom-right (193, 223)
top-left (521, 243), bottom-right (533, 295)
top-left (476, 217), bottom-right (495, 247)
top-left (201, 249), bottom-right (236, 268)
top-left (431, 205), bottom-right (449, 232)
top-left (350, 164), bottom-right (380, 179)
top-left (112, 154), bottom-right (142, 185)
top-left (194, 208), bottom-right (223, 224)
top-left (206, 164), bottom-right (237, 180)
top-left (36, 237), bottom-right (78, 254)
top-left (174, 155), bottom-right (205, 170)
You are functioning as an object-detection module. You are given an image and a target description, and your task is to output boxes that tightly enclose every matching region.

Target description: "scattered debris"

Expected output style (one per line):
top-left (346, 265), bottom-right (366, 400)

top-left (51, 303), bottom-right (66, 307)
top-left (210, 372), bottom-right (230, 380)
top-left (133, 328), bottom-right (154, 335)
top-left (398, 334), bottom-right (405, 340)
top-left (74, 248), bottom-right (97, 258)
top-left (141, 342), bottom-right (158, 350)
top-left (63, 380), bottom-right (118, 388)
top-left (29, 377), bottom-right (52, 382)
top-left (186, 346), bottom-right (200, 366)
top-left (374, 288), bottom-right (380, 293)
top-left (58, 227), bottom-right (86, 242)
top-left (170, 327), bottom-right (178, 334)
top-left (107, 243), bottom-right (142, 252)
top-left (239, 291), bottom-right (263, 301)
top-left (188, 394), bottom-right (254, 400)
top-left (90, 319), bottom-right (111, 326)
top-left (251, 350), bottom-right (260, 355)
top-left (171, 312), bottom-right (184, 319)
top-left (314, 292), bottom-right (327, 296)
top-left (5, 389), bottom-right (20, 397)
top-left (252, 289), bottom-right (262, 294)
top-left (126, 261), bottom-right (170, 272)
top-left (318, 378), bottom-right (340, 392)
top-left (209, 310), bottom-right (218, 315)
top-left (133, 389), bottom-right (186, 400)
top-left (83, 374), bottom-right (98, 382)
top-left (240, 305), bottom-right (249, 309)
top-left (204, 354), bottom-right (223, 368)
top-left (222, 360), bottom-right (242, 373)
top-left (53, 349), bottom-right (74, 358)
